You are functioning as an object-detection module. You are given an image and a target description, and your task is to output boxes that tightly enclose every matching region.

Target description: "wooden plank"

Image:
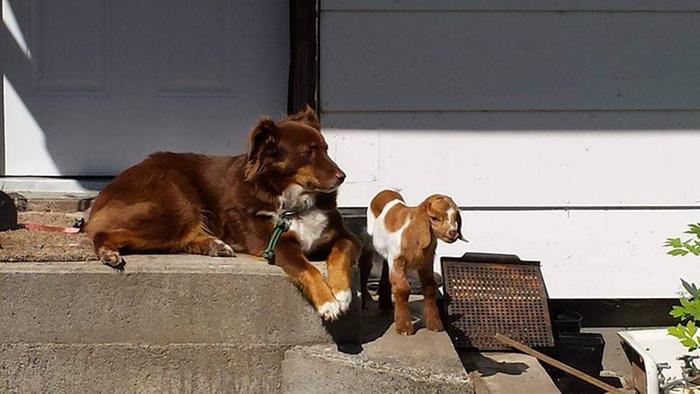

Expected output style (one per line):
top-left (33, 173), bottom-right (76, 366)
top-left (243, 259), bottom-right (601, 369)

top-left (288, 0), bottom-right (317, 114)
top-left (495, 333), bottom-right (624, 393)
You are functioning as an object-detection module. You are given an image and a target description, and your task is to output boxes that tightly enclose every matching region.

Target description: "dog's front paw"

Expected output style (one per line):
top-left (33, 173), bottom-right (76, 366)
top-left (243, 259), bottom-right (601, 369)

top-left (333, 289), bottom-right (352, 313)
top-left (318, 300), bottom-right (342, 321)
top-left (99, 249), bottom-right (125, 270)
top-left (208, 239), bottom-right (236, 257)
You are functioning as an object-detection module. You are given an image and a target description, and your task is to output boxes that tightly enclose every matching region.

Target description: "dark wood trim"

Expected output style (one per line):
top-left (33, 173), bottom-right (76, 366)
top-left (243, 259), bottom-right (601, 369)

top-left (288, 0), bottom-right (318, 114)
top-left (549, 298), bottom-right (677, 327)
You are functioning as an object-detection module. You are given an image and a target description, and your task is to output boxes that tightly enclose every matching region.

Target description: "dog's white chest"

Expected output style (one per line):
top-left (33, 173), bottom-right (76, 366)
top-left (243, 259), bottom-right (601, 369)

top-left (290, 209), bottom-right (329, 253)
top-left (370, 200), bottom-right (408, 261)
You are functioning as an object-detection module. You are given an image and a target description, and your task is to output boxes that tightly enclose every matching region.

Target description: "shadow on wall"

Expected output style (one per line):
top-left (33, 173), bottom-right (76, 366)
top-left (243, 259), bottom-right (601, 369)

top-left (319, 2), bottom-right (700, 132)
top-left (0, 0), bottom-right (289, 188)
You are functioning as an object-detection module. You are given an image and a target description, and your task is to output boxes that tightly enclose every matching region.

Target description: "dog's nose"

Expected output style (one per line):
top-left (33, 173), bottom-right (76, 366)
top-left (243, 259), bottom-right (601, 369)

top-left (335, 171), bottom-right (346, 183)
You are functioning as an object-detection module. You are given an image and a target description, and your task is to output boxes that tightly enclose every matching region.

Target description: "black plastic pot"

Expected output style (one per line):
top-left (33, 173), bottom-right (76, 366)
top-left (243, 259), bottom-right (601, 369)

top-left (0, 191), bottom-right (17, 231)
top-left (555, 332), bottom-right (606, 394)
top-left (552, 310), bottom-right (583, 335)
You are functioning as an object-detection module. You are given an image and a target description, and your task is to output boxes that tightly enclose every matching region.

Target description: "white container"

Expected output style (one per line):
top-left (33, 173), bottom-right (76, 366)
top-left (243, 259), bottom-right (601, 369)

top-left (618, 328), bottom-right (700, 394)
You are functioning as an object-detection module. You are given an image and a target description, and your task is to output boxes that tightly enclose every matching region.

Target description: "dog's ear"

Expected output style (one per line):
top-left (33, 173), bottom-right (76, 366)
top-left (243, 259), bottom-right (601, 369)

top-left (404, 209), bottom-right (432, 251)
top-left (287, 105), bottom-right (320, 130)
top-left (244, 117), bottom-right (278, 181)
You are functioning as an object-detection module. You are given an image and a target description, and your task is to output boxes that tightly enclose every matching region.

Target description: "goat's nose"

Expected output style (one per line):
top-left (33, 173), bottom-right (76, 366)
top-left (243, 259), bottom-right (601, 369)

top-left (335, 171), bottom-right (346, 183)
top-left (448, 230), bottom-right (459, 239)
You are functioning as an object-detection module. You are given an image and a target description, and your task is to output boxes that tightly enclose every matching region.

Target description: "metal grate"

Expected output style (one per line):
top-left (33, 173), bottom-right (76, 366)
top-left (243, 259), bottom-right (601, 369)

top-left (441, 253), bottom-right (554, 350)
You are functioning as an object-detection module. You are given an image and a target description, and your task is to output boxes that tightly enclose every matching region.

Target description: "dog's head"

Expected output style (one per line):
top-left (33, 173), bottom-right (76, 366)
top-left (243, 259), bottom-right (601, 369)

top-left (243, 106), bottom-right (346, 194)
top-left (422, 194), bottom-right (464, 243)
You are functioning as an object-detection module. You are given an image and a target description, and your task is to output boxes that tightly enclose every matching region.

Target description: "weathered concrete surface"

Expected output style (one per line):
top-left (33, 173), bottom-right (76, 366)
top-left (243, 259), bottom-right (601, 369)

top-left (0, 255), bottom-right (358, 345)
top-left (5, 191), bottom-right (96, 212)
top-left (461, 352), bottom-right (559, 394)
top-left (282, 315), bottom-right (473, 393)
top-left (282, 330), bottom-right (473, 393)
top-left (0, 254), bottom-right (362, 393)
top-left (0, 343), bottom-right (285, 393)
top-left (582, 327), bottom-right (634, 388)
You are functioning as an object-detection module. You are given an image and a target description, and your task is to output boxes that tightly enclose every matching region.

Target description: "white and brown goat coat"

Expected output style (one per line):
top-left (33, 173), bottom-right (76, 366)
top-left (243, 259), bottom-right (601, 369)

top-left (365, 189), bottom-right (463, 335)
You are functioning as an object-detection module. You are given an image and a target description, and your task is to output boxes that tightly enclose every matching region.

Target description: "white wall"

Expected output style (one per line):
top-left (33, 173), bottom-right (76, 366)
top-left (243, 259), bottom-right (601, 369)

top-left (320, 0), bottom-right (700, 298)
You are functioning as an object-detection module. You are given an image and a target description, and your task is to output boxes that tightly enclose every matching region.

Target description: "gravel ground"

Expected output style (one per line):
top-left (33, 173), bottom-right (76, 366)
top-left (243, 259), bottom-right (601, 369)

top-left (0, 212), bottom-right (96, 262)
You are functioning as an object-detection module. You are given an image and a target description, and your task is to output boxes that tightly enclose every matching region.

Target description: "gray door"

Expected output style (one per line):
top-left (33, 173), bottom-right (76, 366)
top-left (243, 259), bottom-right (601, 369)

top-left (1, 0), bottom-right (288, 176)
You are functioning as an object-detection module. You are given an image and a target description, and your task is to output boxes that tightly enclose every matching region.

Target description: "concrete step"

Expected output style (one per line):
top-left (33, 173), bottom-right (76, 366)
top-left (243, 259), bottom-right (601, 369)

top-left (0, 255), bottom-right (360, 393)
top-left (1, 343), bottom-right (285, 393)
top-left (461, 352), bottom-right (560, 393)
top-left (281, 302), bottom-right (474, 394)
top-left (0, 255), bottom-right (474, 393)
top-left (0, 255), bottom-right (358, 346)
top-left (6, 191), bottom-right (96, 212)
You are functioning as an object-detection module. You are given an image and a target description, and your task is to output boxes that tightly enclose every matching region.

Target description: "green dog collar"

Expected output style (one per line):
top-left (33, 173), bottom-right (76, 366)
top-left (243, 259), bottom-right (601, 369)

top-left (262, 211), bottom-right (295, 264)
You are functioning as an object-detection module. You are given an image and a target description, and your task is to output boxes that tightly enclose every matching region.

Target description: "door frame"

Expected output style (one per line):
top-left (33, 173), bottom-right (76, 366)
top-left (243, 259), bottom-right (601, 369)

top-left (1, 1), bottom-right (5, 176)
top-left (288, 0), bottom-right (318, 114)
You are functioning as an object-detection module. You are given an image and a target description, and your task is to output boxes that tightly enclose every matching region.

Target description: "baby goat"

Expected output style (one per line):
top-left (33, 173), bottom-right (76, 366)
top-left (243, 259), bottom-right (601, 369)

top-left (365, 189), bottom-right (465, 335)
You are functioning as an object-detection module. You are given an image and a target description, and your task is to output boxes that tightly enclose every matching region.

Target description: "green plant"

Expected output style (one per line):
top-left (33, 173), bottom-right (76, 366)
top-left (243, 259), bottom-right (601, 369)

top-left (664, 223), bottom-right (700, 256)
top-left (667, 280), bottom-right (700, 351)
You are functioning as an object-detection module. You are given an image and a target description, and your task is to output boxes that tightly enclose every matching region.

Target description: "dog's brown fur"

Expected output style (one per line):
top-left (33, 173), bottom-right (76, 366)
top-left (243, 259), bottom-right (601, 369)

top-left (86, 107), bottom-right (360, 320)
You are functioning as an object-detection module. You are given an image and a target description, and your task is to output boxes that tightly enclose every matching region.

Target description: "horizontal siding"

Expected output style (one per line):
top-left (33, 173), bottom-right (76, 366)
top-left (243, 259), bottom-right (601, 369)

top-left (436, 209), bottom-right (700, 299)
top-left (321, 11), bottom-right (700, 111)
top-left (322, 0), bottom-right (700, 12)
top-left (320, 2), bottom-right (700, 298)
top-left (325, 111), bottom-right (700, 207)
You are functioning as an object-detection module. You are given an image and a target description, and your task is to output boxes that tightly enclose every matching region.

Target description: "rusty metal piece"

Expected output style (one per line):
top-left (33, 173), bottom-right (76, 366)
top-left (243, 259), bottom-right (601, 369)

top-left (441, 253), bottom-right (554, 350)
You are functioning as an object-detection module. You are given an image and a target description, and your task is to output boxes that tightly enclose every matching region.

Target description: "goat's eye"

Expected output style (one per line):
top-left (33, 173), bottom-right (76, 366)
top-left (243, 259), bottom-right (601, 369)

top-left (429, 215), bottom-right (440, 222)
top-left (302, 149), bottom-right (313, 157)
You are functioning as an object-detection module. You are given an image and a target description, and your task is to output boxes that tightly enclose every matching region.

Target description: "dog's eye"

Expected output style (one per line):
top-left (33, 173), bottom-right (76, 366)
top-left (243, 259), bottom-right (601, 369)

top-left (303, 143), bottom-right (317, 157)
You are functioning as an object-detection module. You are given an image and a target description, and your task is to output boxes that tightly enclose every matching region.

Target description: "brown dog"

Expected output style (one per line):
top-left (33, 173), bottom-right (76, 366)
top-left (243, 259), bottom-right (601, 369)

top-left (85, 107), bottom-right (360, 320)
top-left (364, 190), bottom-right (464, 334)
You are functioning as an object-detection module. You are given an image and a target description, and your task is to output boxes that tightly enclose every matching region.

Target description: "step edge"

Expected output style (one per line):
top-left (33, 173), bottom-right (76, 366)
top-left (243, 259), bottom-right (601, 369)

top-left (283, 345), bottom-right (472, 387)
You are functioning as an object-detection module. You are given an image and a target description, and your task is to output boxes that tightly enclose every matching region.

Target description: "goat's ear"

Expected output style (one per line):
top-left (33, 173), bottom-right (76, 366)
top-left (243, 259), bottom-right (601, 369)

top-left (287, 105), bottom-right (320, 130)
top-left (244, 117), bottom-right (278, 181)
top-left (404, 209), bottom-right (432, 252)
